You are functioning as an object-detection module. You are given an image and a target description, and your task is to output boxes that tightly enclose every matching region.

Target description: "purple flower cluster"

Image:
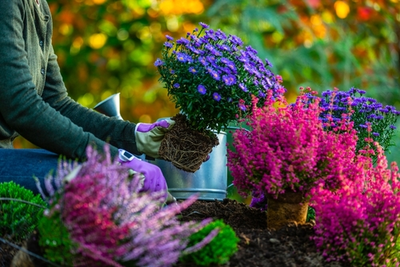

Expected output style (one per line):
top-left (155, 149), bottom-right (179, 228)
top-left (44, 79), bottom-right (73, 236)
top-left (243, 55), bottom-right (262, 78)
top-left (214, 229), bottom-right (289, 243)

top-left (39, 145), bottom-right (214, 267)
top-left (304, 87), bottom-right (400, 161)
top-left (310, 143), bottom-right (400, 266)
top-left (227, 91), bottom-right (359, 198)
top-left (154, 22), bottom-right (286, 133)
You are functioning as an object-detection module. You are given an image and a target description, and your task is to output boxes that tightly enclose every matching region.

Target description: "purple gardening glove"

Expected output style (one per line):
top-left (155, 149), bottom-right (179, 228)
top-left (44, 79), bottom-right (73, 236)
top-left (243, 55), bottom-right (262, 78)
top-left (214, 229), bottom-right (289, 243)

top-left (118, 149), bottom-right (168, 200)
top-left (135, 119), bottom-right (175, 159)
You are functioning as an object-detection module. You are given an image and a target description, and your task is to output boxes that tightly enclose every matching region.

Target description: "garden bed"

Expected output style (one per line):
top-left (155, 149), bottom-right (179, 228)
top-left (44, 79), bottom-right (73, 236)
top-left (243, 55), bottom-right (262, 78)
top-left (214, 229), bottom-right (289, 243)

top-left (0, 198), bottom-right (351, 267)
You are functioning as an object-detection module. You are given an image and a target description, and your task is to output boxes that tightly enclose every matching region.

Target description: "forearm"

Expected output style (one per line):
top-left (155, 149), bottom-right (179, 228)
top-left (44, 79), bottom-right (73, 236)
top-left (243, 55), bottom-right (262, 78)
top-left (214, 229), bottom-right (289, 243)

top-left (41, 47), bottom-right (140, 156)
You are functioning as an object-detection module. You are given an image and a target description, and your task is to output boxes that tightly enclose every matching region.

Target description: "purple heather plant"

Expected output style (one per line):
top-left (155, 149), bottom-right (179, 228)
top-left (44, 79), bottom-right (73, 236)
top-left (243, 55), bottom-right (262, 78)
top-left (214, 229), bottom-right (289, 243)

top-left (310, 142), bottom-right (400, 266)
top-left (38, 145), bottom-right (215, 267)
top-left (227, 88), bottom-right (359, 201)
top-left (154, 22), bottom-right (286, 133)
top-left (303, 87), bottom-right (400, 162)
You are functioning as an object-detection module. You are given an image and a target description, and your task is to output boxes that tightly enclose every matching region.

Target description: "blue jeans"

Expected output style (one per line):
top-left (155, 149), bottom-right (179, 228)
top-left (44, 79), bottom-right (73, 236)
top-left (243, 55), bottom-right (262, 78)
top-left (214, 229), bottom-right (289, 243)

top-left (0, 149), bottom-right (61, 195)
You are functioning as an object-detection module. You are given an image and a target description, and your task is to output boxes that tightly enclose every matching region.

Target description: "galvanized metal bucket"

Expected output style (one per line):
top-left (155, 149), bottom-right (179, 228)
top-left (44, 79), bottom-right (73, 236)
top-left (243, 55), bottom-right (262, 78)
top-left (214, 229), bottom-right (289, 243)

top-left (153, 129), bottom-right (228, 201)
top-left (93, 95), bottom-right (230, 201)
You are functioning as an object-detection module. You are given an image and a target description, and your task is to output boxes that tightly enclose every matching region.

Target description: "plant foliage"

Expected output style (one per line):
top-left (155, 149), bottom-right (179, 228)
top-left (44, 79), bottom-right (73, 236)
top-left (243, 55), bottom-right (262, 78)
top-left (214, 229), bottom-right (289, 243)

top-left (303, 87), bottom-right (400, 162)
top-left (311, 143), bottom-right (400, 266)
top-left (155, 22), bottom-right (285, 133)
top-left (0, 181), bottom-right (47, 240)
top-left (228, 89), bottom-right (358, 200)
top-left (37, 145), bottom-right (214, 267)
top-left (180, 219), bottom-right (239, 266)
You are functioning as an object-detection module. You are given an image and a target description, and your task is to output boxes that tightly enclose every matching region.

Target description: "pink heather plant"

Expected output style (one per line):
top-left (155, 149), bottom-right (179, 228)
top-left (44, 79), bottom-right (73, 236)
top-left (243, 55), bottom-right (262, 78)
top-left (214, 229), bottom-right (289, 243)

top-left (310, 142), bottom-right (400, 266)
top-left (227, 88), bottom-right (359, 201)
top-left (39, 145), bottom-right (214, 267)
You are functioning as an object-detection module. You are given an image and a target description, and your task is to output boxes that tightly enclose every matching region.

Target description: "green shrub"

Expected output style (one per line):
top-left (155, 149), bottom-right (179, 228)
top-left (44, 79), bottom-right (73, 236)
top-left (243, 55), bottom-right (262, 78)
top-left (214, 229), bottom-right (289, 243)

top-left (0, 181), bottom-right (47, 240)
top-left (38, 210), bottom-right (76, 266)
top-left (180, 219), bottom-right (239, 266)
top-left (306, 206), bottom-right (316, 222)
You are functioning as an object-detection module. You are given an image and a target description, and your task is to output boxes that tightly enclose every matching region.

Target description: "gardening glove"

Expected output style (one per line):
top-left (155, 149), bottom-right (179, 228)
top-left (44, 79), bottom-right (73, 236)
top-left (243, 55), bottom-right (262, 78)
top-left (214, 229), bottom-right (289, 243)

top-left (118, 149), bottom-right (168, 200)
top-left (135, 119), bottom-right (175, 159)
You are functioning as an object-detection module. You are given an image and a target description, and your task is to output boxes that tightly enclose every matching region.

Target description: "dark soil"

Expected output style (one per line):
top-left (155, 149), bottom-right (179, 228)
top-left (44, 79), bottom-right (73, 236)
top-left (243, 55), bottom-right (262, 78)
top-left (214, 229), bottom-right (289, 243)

top-left (0, 198), bottom-right (350, 267)
top-left (175, 199), bottom-right (349, 267)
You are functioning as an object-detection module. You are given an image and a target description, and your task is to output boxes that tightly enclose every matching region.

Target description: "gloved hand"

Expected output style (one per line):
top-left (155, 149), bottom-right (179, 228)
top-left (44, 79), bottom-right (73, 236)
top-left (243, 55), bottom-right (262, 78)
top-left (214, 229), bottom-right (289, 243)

top-left (135, 119), bottom-right (175, 159)
top-left (118, 149), bottom-right (168, 200)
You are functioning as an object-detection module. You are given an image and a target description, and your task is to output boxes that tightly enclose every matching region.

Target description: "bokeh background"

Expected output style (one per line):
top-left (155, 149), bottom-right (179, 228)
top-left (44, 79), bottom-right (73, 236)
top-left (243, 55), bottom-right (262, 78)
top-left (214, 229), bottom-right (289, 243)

top-left (15, 0), bottom-right (400, 196)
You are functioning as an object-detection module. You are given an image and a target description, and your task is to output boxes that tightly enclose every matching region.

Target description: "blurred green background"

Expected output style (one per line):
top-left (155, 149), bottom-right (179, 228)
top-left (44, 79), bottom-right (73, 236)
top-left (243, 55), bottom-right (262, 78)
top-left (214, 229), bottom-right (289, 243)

top-left (15, 0), bottom-right (400, 200)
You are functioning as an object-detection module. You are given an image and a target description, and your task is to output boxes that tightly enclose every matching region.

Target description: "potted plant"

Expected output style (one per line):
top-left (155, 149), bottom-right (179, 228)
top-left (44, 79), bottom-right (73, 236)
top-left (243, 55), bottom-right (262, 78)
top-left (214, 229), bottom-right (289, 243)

top-left (13, 145), bottom-right (229, 267)
top-left (154, 22), bottom-right (285, 172)
top-left (227, 87), bottom-right (360, 230)
top-left (303, 87), bottom-right (400, 162)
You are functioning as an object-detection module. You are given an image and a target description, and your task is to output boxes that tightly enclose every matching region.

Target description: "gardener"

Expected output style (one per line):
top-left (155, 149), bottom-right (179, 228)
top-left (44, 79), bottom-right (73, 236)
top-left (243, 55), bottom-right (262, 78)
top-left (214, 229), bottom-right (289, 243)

top-left (0, 0), bottom-right (174, 199)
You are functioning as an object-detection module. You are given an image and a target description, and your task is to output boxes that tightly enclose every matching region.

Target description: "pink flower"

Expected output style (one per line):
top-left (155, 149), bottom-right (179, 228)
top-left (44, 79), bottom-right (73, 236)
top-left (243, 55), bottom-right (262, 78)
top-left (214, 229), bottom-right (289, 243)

top-left (227, 89), bottom-right (358, 197)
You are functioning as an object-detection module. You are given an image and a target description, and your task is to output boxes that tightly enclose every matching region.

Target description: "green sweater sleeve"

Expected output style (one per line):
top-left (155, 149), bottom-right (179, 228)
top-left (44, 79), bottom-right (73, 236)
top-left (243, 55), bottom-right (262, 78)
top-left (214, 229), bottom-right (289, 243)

top-left (41, 45), bottom-right (141, 159)
top-left (0, 0), bottom-right (139, 161)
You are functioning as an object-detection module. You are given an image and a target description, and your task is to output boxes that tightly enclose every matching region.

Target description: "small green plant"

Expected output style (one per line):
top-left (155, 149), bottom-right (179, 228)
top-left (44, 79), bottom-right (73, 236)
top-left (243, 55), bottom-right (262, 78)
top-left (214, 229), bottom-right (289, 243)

top-left (180, 219), bottom-right (239, 266)
top-left (38, 208), bottom-right (76, 266)
top-left (0, 181), bottom-right (47, 240)
top-left (306, 206), bottom-right (316, 222)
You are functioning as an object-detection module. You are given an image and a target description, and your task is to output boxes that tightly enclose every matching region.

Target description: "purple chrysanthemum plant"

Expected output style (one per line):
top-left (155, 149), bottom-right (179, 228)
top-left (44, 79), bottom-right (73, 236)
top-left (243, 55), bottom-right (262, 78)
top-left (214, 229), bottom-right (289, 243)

top-left (227, 87), bottom-right (359, 205)
top-left (310, 140), bottom-right (400, 266)
top-left (155, 22), bottom-right (286, 133)
top-left (37, 145), bottom-right (215, 267)
top-left (303, 87), bottom-right (400, 162)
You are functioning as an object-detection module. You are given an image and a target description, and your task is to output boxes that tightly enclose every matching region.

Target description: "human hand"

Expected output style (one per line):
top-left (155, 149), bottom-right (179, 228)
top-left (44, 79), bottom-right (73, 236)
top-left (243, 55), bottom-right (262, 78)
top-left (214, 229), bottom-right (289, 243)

top-left (118, 149), bottom-right (168, 199)
top-left (135, 119), bottom-right (175, 159)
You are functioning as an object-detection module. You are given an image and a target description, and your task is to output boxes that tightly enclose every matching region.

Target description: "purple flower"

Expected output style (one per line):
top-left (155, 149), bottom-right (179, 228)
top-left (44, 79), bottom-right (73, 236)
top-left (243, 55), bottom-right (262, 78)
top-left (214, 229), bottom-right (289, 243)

top-left (165, 35), bottom-right (174, 41)
top-left (245, 46), bottom-right (258, 56)
top-left (154, 58), bottom-right (163, 67)
top-left (227, 63), bottom-right (237, 72)
top-left (199, 22), bottom-right (209, 29)
top-left (205, 29), bottom-right (217, 41)
top-left (238, 102), bottom-right (246, 111)
top-left (173, 83), bottom-right (180, 88)
top-left (207, 67), bottom-right (220, 81)
top-left (244, 63), bottom-right (256, 74)
top-left (220, 57), bottom-right (233, 65)
top-left (197, 85), bottom-right (206, 95)
top-left (176, 37), bottom-right (189, 46)
top-left (187, 45), bottom-right (200, 54)
top-left (218, 44), bottom-right (230, 52)
top-left (372, 132), bottom-right (380, 136)
top-left (215, 29), bottom-right (227, 40)
top-left (390, 125), bottom-right (397, 130)
top-left (176, 52), bottom-right (192, 63)
top-left (176, 52), bottom-right (187, 62)
top-left (198, 56), bottom-right (207, 65)
top-left (205, 44), bottom-right (216, 52)
top-left (212, 50), bottom-right (222, 57)
top-left (239, 83), bottom-right (248, 92)
top-left (229, 34), bottom-right (243, 46)
top-left (164, 42), bottom-right (173, 48)
top-left (189, 67), bottom-right (197, 74)
top-left (222, 74), bottom-right (236, 86)
top-left (265, 58), bottom-right (273, 67)
top-left (213, 92), bottom-right (221, 102)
